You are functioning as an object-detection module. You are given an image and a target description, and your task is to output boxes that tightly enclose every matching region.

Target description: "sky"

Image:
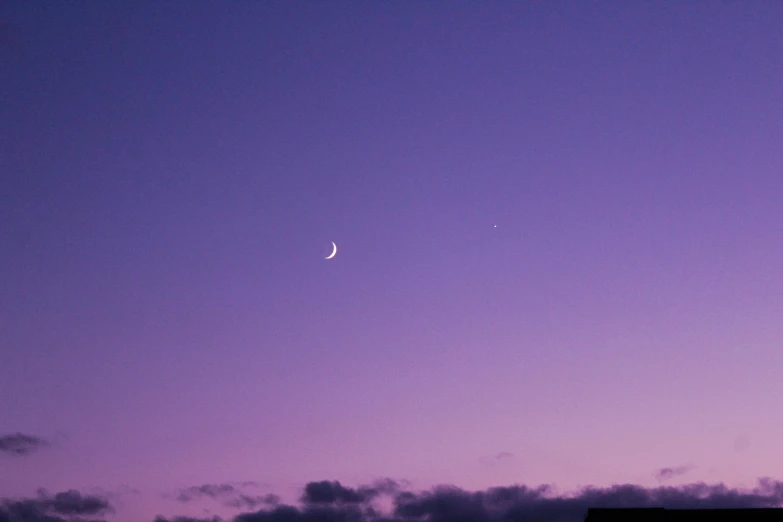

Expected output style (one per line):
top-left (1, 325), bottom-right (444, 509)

top-left (1, 1), bottom-right (782, 521)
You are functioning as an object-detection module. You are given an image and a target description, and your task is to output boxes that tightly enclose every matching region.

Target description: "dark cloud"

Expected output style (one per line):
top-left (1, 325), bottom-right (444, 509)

top-left (8, 477), bottom-right (783, 522)
top-left (302, 481), bottom-right (376, 505)
top-left (176, 484), bottom-right (279, 510)
top-left (221, 478), bottom-right (783, 522)
top-left (494, 452), bottom-right (514, 461)
top-left (154, 517), bottom-right (223, 522)
top-left (367, 479), bottom-right (404, 496)
top-left (0, 432), bottom-right (48, 456)
top-left (0, 489), bottom-right (113, 522)
top-left (41, 490), bottom-right (112, 516)
top-left (655, 466), bottom-right (693, 481)
top-left (235, 504), bottom-right (368, 522)
top-left (226, 495), bottom-right (281, 511)
top-left (298, 480), bottom-right (406, 507)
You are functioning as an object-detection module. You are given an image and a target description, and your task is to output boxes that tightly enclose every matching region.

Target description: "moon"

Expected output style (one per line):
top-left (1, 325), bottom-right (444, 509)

top-left (325, 242), bottom-right (337, 260)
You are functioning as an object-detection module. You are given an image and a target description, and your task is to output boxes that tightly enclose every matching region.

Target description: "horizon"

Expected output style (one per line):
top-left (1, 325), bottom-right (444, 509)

top-left (4, 473), bottom-right (783, 522)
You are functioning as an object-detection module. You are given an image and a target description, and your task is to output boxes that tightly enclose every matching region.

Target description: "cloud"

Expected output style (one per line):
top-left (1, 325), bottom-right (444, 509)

top-left (178, 485), bottom-right (238, 503)
top-left (155, 517), bottom-right (224, 522)
top-left (89, 484), bottom-right (142, 503)
top-left (226, 495), bottom-right (280, 511)
top-left (301, 481), bottom-right (378, 505)
top-left (299, 479), bottom-right (406, 507)
top-left (41, 490), bottom-right (113, 516)
top-left (655, 465), bottom-right (693, 481)
top-left (223, 478), bottom-right (783, 522)
top-left (479, 451), bottom-right (515, 467)
top-left (9, 477), bottom-right (783, 522)
top-left (0, 432), bottom-right (48, 456)
top-left (734, 435), bottom-right (751, 452)
top-left (176, 484), bottom-right (279, 510)
top-left (0, 489), bottom-right (113, 522)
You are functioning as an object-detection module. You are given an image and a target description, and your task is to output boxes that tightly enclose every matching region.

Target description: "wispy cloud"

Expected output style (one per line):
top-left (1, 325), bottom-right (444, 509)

top-left (734, 435), bottom-right (751, 452)
top-left (479, 451), bottom-right (515, 467)
top-left (176, 483), bottom-right (279, 510)
top-left (655, 465), bottom-right (693, 482)
top-left (178, 484), bottom-right (237, 503)
top-left (0, 432), bottom-right (48, 456)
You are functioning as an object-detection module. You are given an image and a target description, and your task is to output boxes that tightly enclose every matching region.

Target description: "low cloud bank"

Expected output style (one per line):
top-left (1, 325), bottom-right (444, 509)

top-left (234, 478), bottom-right (783, 522)
top-left (5, 478), bottom-right (783, 522)
top-left (0, 489), bottom-right (113, 522)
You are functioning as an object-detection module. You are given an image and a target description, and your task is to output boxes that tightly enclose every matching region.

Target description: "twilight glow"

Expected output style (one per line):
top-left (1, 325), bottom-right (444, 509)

top-left (1, 2), bottom-right (782, 522)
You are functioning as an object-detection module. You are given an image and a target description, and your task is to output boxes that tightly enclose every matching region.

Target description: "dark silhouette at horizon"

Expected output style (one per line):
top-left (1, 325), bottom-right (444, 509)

top-left (585, 507), bottom-right (783, 521)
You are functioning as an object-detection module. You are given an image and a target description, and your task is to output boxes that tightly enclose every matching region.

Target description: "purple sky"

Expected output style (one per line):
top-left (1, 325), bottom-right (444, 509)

top-left (1, 2), bottom-right (783, 521)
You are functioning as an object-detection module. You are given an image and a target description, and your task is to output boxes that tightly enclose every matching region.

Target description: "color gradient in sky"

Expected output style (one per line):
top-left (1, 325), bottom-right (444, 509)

top-left (1, 2), bottom-right (782, 522)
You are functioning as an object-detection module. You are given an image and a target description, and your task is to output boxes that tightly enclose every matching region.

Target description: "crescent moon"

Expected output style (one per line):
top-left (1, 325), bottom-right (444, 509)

top-left (325, 242), bottom-right (337, 260)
